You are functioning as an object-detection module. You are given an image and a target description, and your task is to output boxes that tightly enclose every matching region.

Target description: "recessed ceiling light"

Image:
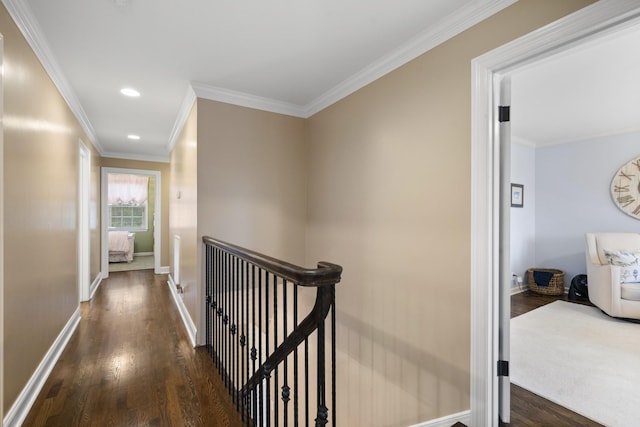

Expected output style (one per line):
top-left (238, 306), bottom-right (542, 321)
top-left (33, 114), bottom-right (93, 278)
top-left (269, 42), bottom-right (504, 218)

top-left (127, 134), bottom-right (141, 140)
top-left (120, 87), bottom-right (140, 97)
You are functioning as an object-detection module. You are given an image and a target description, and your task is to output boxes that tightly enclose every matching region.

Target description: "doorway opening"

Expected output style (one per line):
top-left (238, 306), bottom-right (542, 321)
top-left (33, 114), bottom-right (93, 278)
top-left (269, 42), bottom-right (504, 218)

top-left (101, 167), bottom-right (162, 276)
top-left (470, 2), bottom-right (640, 425)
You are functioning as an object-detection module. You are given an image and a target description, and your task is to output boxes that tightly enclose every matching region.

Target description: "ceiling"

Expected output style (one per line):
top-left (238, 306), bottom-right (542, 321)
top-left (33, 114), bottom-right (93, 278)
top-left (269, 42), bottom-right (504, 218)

top-left (511, 24), bottom-right (640, 147)
top-left (13, 0), bottom-right (505, 161)
top-left (7, 1), bottom-right (639, 161)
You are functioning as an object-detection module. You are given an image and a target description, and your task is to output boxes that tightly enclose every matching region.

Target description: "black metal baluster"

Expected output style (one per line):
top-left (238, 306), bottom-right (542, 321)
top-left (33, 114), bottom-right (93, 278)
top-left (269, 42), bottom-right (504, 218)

top-left (258, 267), bottom-right (264, 427)
top-left (234, 256), bottom-right (239, 408)
top-left (216, 248), bottom-right (221, 370)
top-left (245, 261), bottom-right (250, 424)
top-left (239, 259), bottom-right (246, 417)
top-left (293, 284), bottom-right (299, 427)
top-left (282, 279), bottom-right (289, 426)
top-left (265, 272), bottom-right (271, 427)
top-left (273, 274), bottom-right (279, 425)
top-left (315, 294), bottom-right (327, 427)
top-left (305, 335), bottom-right (309, 427)
top-left (228, 254), bottom-right (232, 390)
top-left (251, 264), bottom-right (258, 425)
top-left (205, 245), bottom-right (211, 354)
top-left (331, 285), bottom-right (336, 427)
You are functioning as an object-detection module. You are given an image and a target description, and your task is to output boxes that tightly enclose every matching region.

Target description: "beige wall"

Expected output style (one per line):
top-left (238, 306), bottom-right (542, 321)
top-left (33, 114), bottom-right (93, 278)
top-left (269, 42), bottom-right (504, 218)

top-left (305, 0), bottom-right (594, 425)
top-left (101, 157), bottom-right (171, 267)
top-left (172, 1), bottom-right (595, 424)
top-left (170, 102), bottom-right (198, 320)
top-left (196, 99), bottom-right (308, 266)
top-left (1, 3), bottom-right (101, 412)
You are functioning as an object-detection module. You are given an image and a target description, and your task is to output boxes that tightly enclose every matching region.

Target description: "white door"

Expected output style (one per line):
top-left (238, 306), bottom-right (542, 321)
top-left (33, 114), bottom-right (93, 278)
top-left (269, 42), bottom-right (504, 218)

top-left (496, 76), bottom-right (511, 424)
top-left (78, 140), bottom-right (90, 301)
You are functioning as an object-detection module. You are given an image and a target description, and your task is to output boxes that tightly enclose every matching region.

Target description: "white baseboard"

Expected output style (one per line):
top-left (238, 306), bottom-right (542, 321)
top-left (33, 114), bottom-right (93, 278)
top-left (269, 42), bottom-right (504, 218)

top-left (408, 410), bottom-right (470, 427)
top-left (157, 266), bottom-right (170, 274)
top-left (3, 308), bottom-right (81, 427)
top-left (134, 252), bottom-right (153, 257)
top-left (167, 274), bottom-right (196, 347)
top-left (511, 285), bottom-right (528, 295)
top-left (89, 272), bottom-right (102, 299)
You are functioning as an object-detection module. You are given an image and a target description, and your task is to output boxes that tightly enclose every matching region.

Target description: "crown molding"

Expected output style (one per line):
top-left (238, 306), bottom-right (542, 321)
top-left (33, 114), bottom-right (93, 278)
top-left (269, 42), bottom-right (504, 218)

top-left (303, 0), bottom-right (519, 117)
top-left (101, 151), bottom-right (170, 164)
top-left (2, 0), bottom-right (104, 155)
top-left (167, 85), bottom-right (196, 153)
top-left (190, 81), bottom-right (307, 118)
top-left (189, 1), bottom-right (518, 119)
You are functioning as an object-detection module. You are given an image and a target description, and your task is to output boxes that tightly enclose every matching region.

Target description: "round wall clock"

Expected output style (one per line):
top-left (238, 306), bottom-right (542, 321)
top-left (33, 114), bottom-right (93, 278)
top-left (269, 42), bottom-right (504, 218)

top-left (611, 156), bottom-right (640, 220)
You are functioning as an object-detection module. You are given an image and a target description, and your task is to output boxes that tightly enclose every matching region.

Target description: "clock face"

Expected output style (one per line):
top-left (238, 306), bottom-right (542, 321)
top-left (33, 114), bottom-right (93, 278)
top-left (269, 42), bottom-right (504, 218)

top-left (611, 156), bottom-right (640, 220)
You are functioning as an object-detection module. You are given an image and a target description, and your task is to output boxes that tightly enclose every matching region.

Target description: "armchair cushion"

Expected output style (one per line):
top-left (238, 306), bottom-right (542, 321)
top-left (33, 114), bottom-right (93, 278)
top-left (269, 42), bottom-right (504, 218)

top-left (603, 249), bottom-right (640, 267)
top-left (621, 283), bottom-right (640, 301)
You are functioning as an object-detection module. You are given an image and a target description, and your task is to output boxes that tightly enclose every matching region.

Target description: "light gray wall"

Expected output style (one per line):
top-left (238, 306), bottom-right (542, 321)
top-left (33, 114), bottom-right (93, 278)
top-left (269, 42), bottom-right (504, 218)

top-left (510, 131), bottom-right (640, 289)
top-left (510, 141), bottom-right (536, 290)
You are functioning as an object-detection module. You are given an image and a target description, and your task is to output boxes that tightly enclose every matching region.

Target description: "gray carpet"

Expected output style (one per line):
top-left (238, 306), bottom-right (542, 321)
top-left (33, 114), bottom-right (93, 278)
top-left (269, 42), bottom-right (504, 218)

top-left (109, 255), bottom-right (155, 272)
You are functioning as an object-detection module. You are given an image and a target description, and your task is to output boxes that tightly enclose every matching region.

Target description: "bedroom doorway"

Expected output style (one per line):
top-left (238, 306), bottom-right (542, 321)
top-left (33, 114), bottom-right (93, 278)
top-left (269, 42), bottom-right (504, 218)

top-left (469, 2), bottom-right (640, 425)
top-left (101, 167), bottom-right (162, 277)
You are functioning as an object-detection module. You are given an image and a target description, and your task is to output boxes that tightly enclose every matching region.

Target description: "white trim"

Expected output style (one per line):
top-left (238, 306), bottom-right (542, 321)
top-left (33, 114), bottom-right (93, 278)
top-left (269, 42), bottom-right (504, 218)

top-left (158, 266), bottom-right (170, 274)
top-left (470, 1), bottom-right (640, 425)
top-left (101, 151), bottom-right (170, 164)
top-left (168, 274), bottom-right (197, 347)
top-left (1, 0), bottom-right (102, 154)
top-left (190, 81), bottom-right (306, 118)
top-left (133, 251), bottom-right (154, 257)
top-left (0, 33), bottom-right (4, 421)
top-left (304, 0), bottom-right (518, 117)
top-left (101, 168), bottom-right (163, 277)
top-left (3, 308), bottom-right (81, 427)
top-left (78, 139), bottom-right (91, 302)
top-left (189, 1), bottom-right (517, 119)
top-left (408, 410), bottom-right (471, 427)
top-left (167, 85), bottom-right (196, 152)
top-left (89, 273), bottom-right (102, 300)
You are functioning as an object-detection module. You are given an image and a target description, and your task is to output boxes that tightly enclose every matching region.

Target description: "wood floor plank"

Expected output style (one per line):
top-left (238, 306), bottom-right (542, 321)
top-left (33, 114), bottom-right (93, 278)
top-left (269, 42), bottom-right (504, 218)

top-left (22, 270), bottom-right (243, 427)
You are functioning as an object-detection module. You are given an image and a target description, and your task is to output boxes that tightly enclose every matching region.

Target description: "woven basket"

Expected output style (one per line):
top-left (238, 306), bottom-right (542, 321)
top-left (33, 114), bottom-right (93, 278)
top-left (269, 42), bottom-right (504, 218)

top-left (527, 268), bottom-right (565, 295)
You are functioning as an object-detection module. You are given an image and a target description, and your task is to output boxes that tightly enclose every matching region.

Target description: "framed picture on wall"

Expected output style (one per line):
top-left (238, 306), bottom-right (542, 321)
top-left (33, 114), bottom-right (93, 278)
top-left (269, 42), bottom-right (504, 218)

top-left (511, 183), bottom-right (524, 207)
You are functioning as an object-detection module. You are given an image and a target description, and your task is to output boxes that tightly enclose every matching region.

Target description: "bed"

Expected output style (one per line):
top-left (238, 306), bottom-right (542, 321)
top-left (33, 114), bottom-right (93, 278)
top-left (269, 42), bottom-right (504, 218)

top-left (108, 231), bottom-right (135, 263)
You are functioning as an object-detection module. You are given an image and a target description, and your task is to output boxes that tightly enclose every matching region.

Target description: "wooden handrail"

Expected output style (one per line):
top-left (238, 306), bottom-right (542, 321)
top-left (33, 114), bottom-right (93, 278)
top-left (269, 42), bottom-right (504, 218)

top-left (203, 236), bottom-right (342, 287)
top-left (202, 236), bottom-right (342, 426)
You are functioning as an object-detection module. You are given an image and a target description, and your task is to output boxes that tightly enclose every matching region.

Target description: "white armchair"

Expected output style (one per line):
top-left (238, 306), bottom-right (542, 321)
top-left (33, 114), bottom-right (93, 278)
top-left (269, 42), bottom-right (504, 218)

top-left (585, 233), bottom-right (640, 319)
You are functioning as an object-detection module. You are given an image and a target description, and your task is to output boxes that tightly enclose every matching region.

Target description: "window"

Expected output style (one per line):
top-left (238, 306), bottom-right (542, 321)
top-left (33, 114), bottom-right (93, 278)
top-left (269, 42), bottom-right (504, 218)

top-left (108, 173), bottom-right (149, 231)
top-left (109, 203), bottom-right (147, 230)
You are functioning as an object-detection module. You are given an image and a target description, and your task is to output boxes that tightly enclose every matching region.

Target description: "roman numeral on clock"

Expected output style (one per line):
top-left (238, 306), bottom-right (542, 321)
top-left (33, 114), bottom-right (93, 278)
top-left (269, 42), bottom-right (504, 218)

top-left (619, 171), bottom-right (634, 180)
top-left (614, 185), bottom-right (630, 192)
top-left (633, 204), bottom-right (640, 216)
top-left (617, 195), bottom-right (635, 207)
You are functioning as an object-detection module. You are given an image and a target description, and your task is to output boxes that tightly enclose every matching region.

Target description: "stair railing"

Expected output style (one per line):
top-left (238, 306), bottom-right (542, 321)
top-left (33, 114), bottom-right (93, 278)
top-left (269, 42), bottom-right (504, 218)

top-left (203, 236), bottom-right (342, 426)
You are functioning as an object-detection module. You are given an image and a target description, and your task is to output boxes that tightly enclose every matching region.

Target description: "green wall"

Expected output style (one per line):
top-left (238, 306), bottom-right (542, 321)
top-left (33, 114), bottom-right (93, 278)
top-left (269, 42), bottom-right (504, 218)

top-left (134, 176), bottom-right (155, 253)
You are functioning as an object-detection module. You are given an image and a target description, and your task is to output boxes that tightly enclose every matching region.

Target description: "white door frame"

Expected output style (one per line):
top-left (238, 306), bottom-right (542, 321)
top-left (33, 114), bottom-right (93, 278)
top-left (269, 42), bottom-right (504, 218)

top-left (78, 140), bottom-right (91, 301)
top-left (101, 167), bottom-right (162, 277)
top-left (0, 32), bottom-right (5, 422)
top-left (470, 1), bottom-right (640, 425)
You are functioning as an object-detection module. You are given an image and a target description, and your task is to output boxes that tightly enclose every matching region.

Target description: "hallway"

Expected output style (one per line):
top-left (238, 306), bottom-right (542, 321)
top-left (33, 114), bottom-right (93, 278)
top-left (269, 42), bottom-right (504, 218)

top-left (22, 270), bottom-right (242, 427)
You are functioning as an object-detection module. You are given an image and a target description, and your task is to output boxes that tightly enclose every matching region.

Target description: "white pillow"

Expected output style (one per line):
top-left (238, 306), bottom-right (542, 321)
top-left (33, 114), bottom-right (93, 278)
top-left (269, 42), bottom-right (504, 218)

top-left (620, 266), bottom-right (640, 283)
top-left (603, 249), bottom-right (640, 267)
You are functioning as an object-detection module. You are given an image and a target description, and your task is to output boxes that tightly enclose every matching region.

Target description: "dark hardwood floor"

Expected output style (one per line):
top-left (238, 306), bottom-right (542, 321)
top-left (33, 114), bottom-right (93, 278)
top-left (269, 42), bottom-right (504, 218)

top-left (22, 270), bottom-right (243, 427)
top-left (508, 290), bottom-right (602, 427)
top-left (22, 271), bottom-right (603, 426)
